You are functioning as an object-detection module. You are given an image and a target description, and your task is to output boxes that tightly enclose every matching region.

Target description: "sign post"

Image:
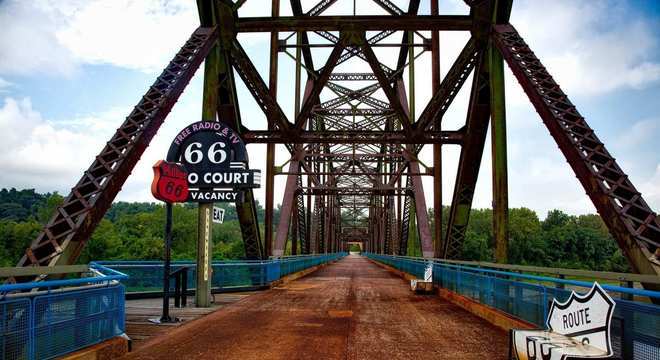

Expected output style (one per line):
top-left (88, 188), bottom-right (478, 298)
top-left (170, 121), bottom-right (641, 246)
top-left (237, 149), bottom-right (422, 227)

top-left (165, 121), bottom-right (260, 308)
top-left (150, 161), bottom-right (188, 323)
top-left (196, 203), bottom-right (212, 307)
top-left (161, 203), bottom-right (173, 322)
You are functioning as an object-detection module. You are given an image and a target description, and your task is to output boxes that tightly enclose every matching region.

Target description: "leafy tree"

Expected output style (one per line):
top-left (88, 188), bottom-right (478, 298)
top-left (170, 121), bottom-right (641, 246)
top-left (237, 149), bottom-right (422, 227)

top-left (0, 220), bottom-right (42, 266)
top-left (348, 244), bottom-right (361, 252)
top-left (0, 188), bottom-right (638, 273)
top-left (508, 208), bottom-right (544, 265)
top-left (0, 188), bottom-right (48, 221)
top-left (37, 193), bottom-right (63, 224)
top-left (461, 208), bottom-right (493, 261)
top-left (79, 219), bottom-right (123, 263)
top-left (542, 209), bottom-right (571, 231)
top-left (0, 203), bottom-right (29, 221)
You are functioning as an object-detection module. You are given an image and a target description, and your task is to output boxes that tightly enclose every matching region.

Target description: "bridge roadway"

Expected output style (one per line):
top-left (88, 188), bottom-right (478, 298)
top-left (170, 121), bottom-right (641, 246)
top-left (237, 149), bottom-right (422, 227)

top-left (123, 255), bottom-right (508, 359)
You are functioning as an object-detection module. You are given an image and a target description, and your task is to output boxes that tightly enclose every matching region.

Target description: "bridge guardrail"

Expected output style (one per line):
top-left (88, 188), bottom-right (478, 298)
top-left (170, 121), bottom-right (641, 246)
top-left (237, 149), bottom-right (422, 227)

top-left (98, 253), bottom-right (347, 295)
top-left (364, 253), bottom-right (660, 360)
top-left (0, 263), bottom-right (128, 360)
top-left (0, 254), bottom-right (345, 360)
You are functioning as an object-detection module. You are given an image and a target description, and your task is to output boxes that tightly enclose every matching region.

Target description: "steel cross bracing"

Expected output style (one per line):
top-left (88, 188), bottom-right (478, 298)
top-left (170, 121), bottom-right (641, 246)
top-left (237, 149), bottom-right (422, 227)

top-left (492, 24), bottom-right (660, 285)
top-left (14, 27), bottom-right (219, 277)
top-left (15, 0), bottom-right (660, 290)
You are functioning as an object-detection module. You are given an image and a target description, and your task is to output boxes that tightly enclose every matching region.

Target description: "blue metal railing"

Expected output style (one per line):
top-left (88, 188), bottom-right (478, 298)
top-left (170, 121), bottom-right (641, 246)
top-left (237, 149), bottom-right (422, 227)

top-left (0, 253), bottom-right (346, 360)
top-left (98, 253), bottom-right (347, 294)
top-left (364, 253), bottom-right (660, 360)
top-left (0, 263), bottom-right (128, 360)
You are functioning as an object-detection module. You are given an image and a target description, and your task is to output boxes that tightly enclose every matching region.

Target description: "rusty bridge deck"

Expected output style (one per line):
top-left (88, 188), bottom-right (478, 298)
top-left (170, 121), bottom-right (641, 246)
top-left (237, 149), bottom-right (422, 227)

top-left (123, 255), bottom-right (508, 360)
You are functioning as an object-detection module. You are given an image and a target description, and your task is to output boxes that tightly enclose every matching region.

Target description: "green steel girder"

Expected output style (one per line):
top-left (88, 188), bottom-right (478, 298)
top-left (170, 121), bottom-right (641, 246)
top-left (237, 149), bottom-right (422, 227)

top-left (443, 50), bottom-right (491, 260)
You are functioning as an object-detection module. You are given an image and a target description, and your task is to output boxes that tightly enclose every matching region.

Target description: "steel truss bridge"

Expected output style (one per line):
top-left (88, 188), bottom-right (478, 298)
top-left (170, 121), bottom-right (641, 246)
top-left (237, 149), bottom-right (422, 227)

top-left (12, 0), bottom-right (660, 293)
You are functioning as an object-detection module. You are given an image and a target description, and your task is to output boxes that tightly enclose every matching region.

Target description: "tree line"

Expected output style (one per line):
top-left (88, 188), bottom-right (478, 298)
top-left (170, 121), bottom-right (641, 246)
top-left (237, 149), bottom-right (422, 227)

top-left (0, 188), bottom-right (628, 272)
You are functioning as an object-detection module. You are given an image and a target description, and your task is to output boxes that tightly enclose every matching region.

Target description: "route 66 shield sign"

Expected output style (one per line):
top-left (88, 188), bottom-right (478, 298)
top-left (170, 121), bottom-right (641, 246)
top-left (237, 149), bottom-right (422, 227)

top-left (511, 282), bottom-right (615, 360)
top-left (151, 160), bottom-right (189, 203)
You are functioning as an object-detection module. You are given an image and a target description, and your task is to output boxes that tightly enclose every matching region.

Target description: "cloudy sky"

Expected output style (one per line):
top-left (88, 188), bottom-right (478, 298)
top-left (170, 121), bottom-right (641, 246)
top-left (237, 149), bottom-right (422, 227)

top-left (0, 0), bottom-right (659, 219)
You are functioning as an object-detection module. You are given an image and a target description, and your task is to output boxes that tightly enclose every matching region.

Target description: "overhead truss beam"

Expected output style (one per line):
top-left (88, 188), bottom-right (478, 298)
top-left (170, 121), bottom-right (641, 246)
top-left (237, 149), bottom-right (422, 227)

top-left (237, 15), bottom-right (473, 32)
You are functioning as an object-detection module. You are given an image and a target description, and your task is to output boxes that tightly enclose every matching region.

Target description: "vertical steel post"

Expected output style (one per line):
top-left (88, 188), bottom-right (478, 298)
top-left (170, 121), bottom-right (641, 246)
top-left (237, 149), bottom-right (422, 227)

top-left (273, 159), bottom-right (300, 256)
top-left (407, 31), bottom-right (429, 257)
top-left (321, 194), bottom-right (326, 253)
top-left (265, 0), bottom-right (279, 258)
top-left (265, 153), bottom-right (275, 256)
top-left (408, 31), bottom-right (415, 122)
top-left (490, 2), bottom-right (509, 264)
top-left (321, 160), bottom-right (326, 254)
top-left (431, 0), bottom-right (443, 258)
top-left (294, 32), bottom-right (302, 119)
top-left (291, 199), bottom-right (299, 255)
top-left (326, 195), bottom-right (332, 253)
top-left (409, 197), bottom-right (418, 256)
top-left (292, 30), bottom-right (302, 256)
top-left (397, 176), bottom-right (402, 255)
top-left (306, 168), bottom-right (312, 253)
top-left (196, 14), bottom-right (219, 306)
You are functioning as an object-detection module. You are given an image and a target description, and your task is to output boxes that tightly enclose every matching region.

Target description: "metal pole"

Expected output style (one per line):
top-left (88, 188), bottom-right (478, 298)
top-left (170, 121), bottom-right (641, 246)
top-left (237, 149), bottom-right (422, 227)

top-left (408, 31), bottom-right (416, 257)
top-left (292, 200), bottom-right (298, 255)
top-left (431, 0), bottom-right (443, 258)
top-left (265, 0), bottom-right (280, 258)
top-left (161, 202), bottom-right (173, 322)
top-left (490, 27), bottom-right (509, 264)
top-left (408, 31), bottom-right (415, 121)
top-left (292, 30), bottom-right (302, 257)
top-left (196, 6), bottom-right (218, 306)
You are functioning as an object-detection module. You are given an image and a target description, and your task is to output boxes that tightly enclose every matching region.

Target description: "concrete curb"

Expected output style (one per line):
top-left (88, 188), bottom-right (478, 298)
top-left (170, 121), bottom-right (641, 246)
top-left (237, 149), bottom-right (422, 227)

top-left (269, 259), bottom-right (340, 288)
top-left (366, 257), bottom-right (536, 332)
top-left (61, 336), bottom-right (129, 360)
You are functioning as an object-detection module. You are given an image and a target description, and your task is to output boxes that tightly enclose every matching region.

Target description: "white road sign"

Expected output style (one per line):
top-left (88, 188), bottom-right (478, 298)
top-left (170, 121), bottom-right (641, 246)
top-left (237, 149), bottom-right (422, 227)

top-left (512, 282), bottom-right (615, 360)
top-left (212, 207), bottom-right (225, 224)
top-left (424, 261), bottom-right (433, 282)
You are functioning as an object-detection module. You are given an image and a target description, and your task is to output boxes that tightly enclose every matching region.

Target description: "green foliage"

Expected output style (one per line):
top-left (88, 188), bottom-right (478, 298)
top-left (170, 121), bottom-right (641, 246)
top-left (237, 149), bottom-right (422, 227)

top-left (348, 244), bottom-right (361, 252)
top-left (0, 188), bottom-right (261, 265)
top-left (0, 188), bottom-right (633, 273)
top-left (0, 219), bottom-right (42, 266)
top-left (37, 193), bottom-right (64, 224)
top-left (426, 207), bottom-right (630, 272)
top-left (462, 208), bottom-right (493, 261)
top-left (0, 188), bottom-right (54, 221)
top-left (104, 201), bottom-right (159, 222)
top-left (507, 208), bottom-right (544, 265)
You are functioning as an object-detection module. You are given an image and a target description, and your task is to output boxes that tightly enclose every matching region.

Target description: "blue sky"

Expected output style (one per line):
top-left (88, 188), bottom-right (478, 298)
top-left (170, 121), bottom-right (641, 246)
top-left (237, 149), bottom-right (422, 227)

top-left (0, 0), bottom-right (659, 218)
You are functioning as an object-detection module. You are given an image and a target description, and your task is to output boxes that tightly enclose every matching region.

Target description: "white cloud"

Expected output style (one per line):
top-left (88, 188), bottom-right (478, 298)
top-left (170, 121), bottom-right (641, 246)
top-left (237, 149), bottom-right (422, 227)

top-left (56, 0), bottom-right (197, 73)
top-left (0, 93), bottom-right (198, 203)
top-left (0, 97), bottom-right (115, 190)
top-left (619, 118), bottom-right (660, 148)
top-left (414, 0), bottom-right (660, 217)
top-left (639, 164), bottom-right (660, 209)
top-left (0, 78), bottom-right (10, 92)
top-left (0, 1), bottom-right (78, 76)
top-left (512, 0), bottom-right (660, 96)
top-left (0, 0), bottom-right (197, 76)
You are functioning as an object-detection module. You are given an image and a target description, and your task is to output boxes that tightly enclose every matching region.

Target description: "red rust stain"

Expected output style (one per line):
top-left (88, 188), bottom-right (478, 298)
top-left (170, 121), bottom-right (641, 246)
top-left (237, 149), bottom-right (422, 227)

top-left (122, 255), bottom-right (509, 360)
